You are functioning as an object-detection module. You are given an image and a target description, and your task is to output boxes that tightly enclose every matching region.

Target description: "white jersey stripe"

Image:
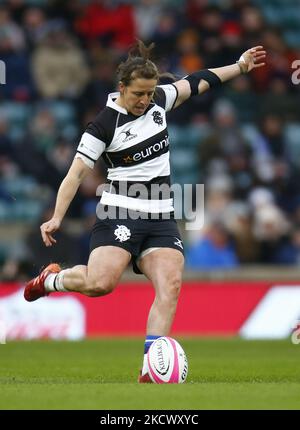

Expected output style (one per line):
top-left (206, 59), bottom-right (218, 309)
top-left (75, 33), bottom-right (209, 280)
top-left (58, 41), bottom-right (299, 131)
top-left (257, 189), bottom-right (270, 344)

top-left (101, 191), bottom-right (173, 213)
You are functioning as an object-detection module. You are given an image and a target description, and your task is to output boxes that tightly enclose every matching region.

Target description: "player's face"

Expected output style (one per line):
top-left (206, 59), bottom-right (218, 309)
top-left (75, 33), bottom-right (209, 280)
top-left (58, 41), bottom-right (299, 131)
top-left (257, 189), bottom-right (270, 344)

top-left (119, 78), bottom-right (157, 116)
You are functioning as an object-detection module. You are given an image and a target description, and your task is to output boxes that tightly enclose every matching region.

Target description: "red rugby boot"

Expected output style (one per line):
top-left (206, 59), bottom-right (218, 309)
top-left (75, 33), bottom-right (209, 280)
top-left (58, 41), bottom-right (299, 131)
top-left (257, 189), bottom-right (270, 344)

top-left (24, 263), bottom-right (61, 302)
top-left (138, 370), bottom-right (153, 383)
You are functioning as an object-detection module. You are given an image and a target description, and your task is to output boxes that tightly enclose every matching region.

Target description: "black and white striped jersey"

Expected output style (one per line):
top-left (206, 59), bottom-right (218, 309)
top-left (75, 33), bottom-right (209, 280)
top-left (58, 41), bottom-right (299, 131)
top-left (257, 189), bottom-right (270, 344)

top-left (75, 84), bottom-right (178, 213)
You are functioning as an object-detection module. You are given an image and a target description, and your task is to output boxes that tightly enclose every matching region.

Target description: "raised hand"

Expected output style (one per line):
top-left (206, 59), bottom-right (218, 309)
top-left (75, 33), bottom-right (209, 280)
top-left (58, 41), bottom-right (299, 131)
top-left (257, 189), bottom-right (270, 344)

top-left (238, 46), bottom-right (266, 73)
top-left (40, 217), bottom-right (61, 247)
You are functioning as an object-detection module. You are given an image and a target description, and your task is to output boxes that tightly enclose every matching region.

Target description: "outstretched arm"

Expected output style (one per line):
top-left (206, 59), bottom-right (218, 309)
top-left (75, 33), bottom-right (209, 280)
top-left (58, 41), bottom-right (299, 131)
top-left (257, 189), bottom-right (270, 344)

top-left (40, 157), bottom-right (92, 247)
top-left (173, 46), bottom-right (266, 108)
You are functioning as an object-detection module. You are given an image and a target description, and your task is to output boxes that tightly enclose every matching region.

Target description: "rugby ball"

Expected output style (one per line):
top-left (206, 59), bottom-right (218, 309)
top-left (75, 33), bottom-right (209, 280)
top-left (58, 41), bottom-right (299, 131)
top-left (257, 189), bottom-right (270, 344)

top-left (147, 337), bottom-right (188, 383)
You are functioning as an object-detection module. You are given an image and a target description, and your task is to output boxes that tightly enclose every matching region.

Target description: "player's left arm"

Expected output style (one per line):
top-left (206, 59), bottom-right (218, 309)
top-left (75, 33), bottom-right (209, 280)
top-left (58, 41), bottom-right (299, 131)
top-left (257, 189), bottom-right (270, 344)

top-left (173, 46), bottom-right (266, 108)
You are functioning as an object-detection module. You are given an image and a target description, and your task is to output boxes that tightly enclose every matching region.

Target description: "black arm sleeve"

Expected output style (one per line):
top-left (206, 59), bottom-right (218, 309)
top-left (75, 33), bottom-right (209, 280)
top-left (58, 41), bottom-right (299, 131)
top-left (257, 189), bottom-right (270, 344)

top-left (183, 69), bottom-right (222, 96)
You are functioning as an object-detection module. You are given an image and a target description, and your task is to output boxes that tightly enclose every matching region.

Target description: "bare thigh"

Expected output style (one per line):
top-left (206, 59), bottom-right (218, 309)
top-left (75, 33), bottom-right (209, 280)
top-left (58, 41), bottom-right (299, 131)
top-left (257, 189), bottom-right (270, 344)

top-left (138, 248), bottom-right (184, 294)
top-left (86, 246), bottom-right (131, 295)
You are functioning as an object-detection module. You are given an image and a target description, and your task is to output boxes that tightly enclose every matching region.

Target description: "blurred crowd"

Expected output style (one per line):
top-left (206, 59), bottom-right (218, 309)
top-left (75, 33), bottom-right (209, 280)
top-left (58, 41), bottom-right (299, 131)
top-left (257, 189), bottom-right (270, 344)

top-left (1, 0), bottom-right (300, 279)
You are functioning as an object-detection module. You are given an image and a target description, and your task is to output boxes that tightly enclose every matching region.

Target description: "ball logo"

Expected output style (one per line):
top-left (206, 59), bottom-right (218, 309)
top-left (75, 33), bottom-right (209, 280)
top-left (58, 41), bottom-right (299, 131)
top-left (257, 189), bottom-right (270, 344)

top-left (153, 338), bottom-right (170, 376)
top-left (181, 354), bottom-right (188, 382)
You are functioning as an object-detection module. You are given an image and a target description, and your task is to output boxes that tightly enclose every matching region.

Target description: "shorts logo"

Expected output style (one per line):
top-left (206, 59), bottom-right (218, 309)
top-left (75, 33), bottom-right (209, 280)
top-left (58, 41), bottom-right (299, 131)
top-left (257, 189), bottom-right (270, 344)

top-left (114, 225), bottom-right (131, 242)
top-left (174, 237), bottom-right (183, 249)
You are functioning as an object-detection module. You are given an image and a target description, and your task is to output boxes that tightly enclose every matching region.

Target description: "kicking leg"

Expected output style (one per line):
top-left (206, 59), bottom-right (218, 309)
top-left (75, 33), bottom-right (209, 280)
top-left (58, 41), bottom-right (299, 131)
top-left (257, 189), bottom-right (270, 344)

top-left (24, 246), bottom-right (131, 301)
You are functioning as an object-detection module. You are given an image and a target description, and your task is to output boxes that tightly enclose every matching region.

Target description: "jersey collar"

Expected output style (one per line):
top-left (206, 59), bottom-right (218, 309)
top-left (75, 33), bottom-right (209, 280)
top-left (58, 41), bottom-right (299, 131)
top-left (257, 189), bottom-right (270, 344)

top-left (107, 92), bottom-right (128, 114)
top-left (106, 92), bottom-right (155, 117)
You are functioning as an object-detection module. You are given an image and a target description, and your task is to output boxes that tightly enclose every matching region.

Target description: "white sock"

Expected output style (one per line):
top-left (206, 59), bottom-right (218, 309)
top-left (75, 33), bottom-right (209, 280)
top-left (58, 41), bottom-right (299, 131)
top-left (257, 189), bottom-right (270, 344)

top-left (142, 354), bottom-right (148, 376)
top-left (44, 270), bottom-right (68, 292)
top-left (142, 335), bottom-right (161, 375)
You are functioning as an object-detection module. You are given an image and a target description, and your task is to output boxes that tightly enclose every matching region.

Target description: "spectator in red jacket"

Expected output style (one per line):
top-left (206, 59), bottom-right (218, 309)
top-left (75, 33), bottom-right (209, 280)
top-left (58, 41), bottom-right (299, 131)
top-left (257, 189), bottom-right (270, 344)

top-left (75, 1), bottom-right (136, 51)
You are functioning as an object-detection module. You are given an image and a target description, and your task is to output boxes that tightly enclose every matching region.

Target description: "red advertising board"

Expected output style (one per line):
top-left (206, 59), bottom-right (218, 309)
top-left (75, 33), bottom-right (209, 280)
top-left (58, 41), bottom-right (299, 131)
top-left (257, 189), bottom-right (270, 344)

top-left (0, 281), bottom-right (272, 338)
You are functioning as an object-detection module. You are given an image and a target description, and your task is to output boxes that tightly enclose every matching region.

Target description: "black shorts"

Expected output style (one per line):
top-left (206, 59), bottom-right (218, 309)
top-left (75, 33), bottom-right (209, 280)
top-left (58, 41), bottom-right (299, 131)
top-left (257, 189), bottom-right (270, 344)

top-left (90, 208), bottom-right (184, 274)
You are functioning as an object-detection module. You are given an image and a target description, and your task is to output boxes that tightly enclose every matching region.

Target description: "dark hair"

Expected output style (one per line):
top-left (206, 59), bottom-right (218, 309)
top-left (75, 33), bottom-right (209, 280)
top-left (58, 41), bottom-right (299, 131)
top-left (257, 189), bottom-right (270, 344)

top-left (117, 40), bottom-right (159, 86)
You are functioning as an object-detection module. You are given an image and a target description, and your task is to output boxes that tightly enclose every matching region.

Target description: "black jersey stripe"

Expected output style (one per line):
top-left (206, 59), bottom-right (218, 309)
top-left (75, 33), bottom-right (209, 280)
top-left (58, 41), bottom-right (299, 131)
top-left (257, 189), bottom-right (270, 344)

top-left (109, 175), bottom-right (170, 191)
top-left (154, 87), bottom-right (167, 109)
top-left (86, 107), bottom-right (119, 147)
top-left (102, 129), bottom-right (169, 168)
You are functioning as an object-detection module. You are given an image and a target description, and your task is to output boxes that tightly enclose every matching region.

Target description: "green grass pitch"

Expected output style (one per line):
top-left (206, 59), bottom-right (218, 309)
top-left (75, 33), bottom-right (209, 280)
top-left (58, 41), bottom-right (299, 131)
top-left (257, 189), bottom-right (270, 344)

top-left (0, 338), bottom-right (299, 410)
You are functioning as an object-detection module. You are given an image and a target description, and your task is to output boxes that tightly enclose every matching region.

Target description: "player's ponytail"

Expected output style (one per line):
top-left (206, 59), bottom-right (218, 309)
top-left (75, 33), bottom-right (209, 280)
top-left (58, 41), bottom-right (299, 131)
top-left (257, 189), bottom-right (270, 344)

top-left (128, 39), bottom-right (155, 62)
top-left (117, 40), bottom-right (177, 86)
top-left (117, 40), bottom-right (159, 85)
